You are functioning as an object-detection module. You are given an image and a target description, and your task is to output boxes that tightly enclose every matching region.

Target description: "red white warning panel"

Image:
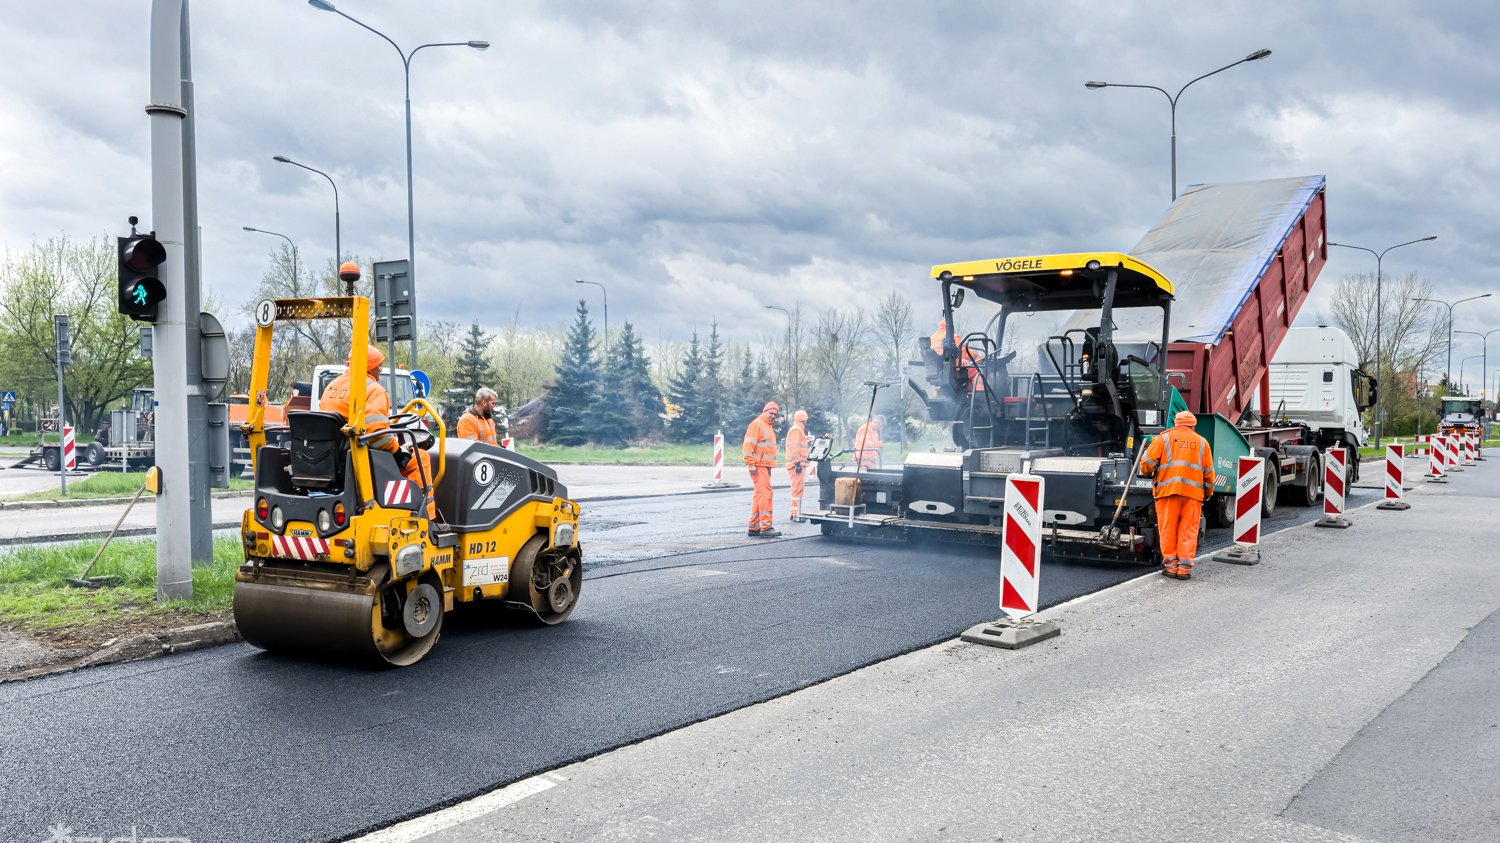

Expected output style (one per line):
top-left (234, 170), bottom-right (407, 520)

top-left (999, 473), bottom-right (1044, 619)
top-left (382, 480), bottom-right (415, 507)
top-left (1233, 456), bottom-right (1264, 545)
top-left (271, 533), bottom-right (330, 561)
top-left (1385, 444), bottom-right (1405, 501)
top-left (1323, 448), bottom-right (1346, 516)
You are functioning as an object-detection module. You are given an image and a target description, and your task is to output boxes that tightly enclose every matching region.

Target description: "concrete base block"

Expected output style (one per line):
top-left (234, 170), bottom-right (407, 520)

top-left (1213, 545), bottom-right (1261, 565)
top-left (1377, 500), bottom-right (1412, 511)
top-left (960, 618), bottom-right (1060, 650)
top-left (1427, 476), bottom-right (1448, 484)
top-left (1315, 516), bottom-right (1353, 529)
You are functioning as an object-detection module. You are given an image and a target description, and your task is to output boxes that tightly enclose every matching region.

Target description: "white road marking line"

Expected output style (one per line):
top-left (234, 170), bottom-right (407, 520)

top-left (350, 773), bottom-right (558, 843)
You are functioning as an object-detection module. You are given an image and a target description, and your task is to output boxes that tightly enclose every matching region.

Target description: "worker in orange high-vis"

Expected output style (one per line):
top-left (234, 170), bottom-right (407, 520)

top-left (456, 387), bottom-right (499, 445)
top-left (1139, 410), bottom-right (1215, 580)
top-left (784, 409), bottom-right (810, 522)
top-left (320, 344), bottom-right (435, 518)
top-left (853, 415), bottom-right (884, 471)
top-left (742, 401), bottom-right (781, 538)
top-left (930, 318), bottom-right (984, 393)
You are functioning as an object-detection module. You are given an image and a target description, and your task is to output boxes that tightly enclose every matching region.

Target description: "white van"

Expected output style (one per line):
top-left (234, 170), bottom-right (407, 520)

top-left (1267, 326), bottom-right (1376, 449)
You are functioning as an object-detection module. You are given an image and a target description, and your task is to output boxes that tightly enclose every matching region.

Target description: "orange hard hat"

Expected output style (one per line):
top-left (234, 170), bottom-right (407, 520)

top-left (794, 409), bottom-right (808, 423)
top-left (763, 401), bottom-right (780, 413)
top-left (350, 344), bottom-right (384, 372)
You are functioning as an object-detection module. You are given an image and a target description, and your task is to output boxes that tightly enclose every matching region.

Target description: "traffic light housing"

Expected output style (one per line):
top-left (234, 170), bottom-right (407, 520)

top-left (117, 221), bottom-right (167, 322)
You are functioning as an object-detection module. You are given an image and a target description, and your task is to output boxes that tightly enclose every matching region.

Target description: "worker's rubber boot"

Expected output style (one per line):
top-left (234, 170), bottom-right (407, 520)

top-left (748, 529), bottom-right (783, 538)
top-left (1160, 557), bottom-right (1177, 577)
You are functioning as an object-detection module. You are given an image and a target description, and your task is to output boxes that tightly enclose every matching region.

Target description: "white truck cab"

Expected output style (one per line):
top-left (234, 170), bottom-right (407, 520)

top-left (1267, 326), bottom-right (1376, 448)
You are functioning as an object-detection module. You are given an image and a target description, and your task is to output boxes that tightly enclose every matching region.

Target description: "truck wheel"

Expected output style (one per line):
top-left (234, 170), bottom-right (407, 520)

top-left (1207, 493), bottom-right (1234, 528)
top-left (43, 448), bottom-right (60, 472)
top-left (1294, 453), bottom-right (1322, 507)
top-left (1346, 441), bottom-right (1360, 484)
top-left (1261, 462), bottom-right (1279, 517)
top-left (86, 442), bottom-right (106, 467)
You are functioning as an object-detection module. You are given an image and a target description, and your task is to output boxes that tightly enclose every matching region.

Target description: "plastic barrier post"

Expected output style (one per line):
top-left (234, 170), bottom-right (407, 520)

top-left (1428, 436), bottom-right (1448, 483)
top-left (1214, 456), bottom-right (1264, 565)
top-left (1462, 433), bottom-right (1476, 466)
top-left (960, 473), bottom-right (1060, 649)
top-left (62, 425), bottom-right (77, 472)
top-left (1377, 444), bottom-right (1410, 511)
top-left (500, 436), bottom-right (514, 451)
top-left (702, 430), bottom-right (737, 489)
top-left (1316, 447), bottom-right (1352, 528)
top-left (1445, 435), bottom-right (1464, 472)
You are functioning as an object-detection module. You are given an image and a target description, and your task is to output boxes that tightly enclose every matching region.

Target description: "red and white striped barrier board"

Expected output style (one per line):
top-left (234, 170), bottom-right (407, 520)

top-left (1378, 444), bottom-right (1410, 511)
top-left (712, 432), bottom-right (725, 482)
top-left (1316, 448), bottom-right (1352, 528)
top-left (1428, 436), bottom-right (1447, 481)
top-left (1233, 456), bottom-right (1264, 545)
top-left (271, 533), bottom-right (331, 561)
top-left (500, 436), bottom-right (514, 451)
top-left (999, 473), bottom-right (1044, 619)
top-left (382, 479), bottom-right (415, 507)
top-left (62, 425), bottom-right (76, 472)
top-left (1214, 457), bottom-right (1264, 564)
top-left (1444, 435), bottom-right (1463, 471)
top-left (1412, 435), bottom-right (1431, 455)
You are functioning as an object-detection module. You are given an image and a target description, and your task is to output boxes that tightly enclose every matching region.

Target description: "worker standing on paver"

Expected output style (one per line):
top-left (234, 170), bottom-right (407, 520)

top-left (1139, 410), bottom-right (1216, 580)
top-left (743, 401), bottom-right (781, 538)
top-left (785, 409), bottom-right (810, 522)
top-left (853, 415), bottom-right (884, 471)
top-left (930, 318), bottom-right (984, 394)
top-left (456, 387), bottom-right (500, 445)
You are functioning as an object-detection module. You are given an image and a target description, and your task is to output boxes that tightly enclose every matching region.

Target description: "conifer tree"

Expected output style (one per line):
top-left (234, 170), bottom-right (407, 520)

top-left (667, 330), bottom-right (706, 443)
top-left (590, 324), bottom-right (655, 446)
top-left (453, 320), bottom-right (496, 400)
top-left (543, 300), bottom-right (599, 445)
top-left (700, 321), bottom-right (728, 433)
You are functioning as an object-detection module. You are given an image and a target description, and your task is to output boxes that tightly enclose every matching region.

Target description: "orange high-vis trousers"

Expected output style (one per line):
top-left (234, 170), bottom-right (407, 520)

top-left (749, 466), bottom-right (774, 531)
top-left (787, 463), bottom-right (806, 519)
top-left (1154, 495), bottom-right (1202, 566)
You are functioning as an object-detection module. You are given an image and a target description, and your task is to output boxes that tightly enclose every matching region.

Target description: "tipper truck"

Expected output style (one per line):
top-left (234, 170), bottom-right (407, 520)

top-left (807, 175), bottom-right (1338, 563)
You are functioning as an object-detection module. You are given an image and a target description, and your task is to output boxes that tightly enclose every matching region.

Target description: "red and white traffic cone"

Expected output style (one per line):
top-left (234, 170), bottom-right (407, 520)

top-left (960, 473), bottom-right (1060, 649)
top-left (1377, 444), bottom-right (1410, 511)
top-left (1214, 456), bottom-right (1264, 565)
top-left (1316, 447), bottom-right (1352, 528)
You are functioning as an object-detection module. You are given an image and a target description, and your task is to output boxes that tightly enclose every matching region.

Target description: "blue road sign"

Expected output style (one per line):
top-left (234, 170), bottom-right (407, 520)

top-left (0, 390), bottom-right (15, 403)
top-left (410, 370), bottom-right (431, 398)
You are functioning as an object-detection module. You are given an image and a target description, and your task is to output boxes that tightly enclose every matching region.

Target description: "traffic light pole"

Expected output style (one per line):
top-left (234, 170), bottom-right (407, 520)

top-left (148, 0), bottom-right (195, 600)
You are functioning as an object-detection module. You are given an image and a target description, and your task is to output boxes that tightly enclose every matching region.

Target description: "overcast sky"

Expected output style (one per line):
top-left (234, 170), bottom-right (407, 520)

top-left (3, 1), bottom-right (1496, 365)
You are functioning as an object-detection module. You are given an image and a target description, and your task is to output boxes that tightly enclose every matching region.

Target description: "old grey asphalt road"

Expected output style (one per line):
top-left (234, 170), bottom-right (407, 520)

top-left (0, 479), bottom-right (1378, 843)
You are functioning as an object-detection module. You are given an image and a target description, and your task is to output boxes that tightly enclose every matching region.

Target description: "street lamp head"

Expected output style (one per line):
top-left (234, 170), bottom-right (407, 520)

top-left (1246, 48), bottom-right (1272, 61)
top-left (1420, 235), bottom-right (1437, 242)
top-left (272, 155), bottom-right (291, 163)
top-left (1084, 81), bottom-right (1108, 89)
top-left (468, 40), bottom-right (490, 50)
top-left (307, 0), bottom-right (336, 11)
top-left (242, 226), bottom-right (257, 232)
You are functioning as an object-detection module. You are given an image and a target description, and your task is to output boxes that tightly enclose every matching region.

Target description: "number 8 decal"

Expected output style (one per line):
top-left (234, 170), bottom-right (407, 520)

top-left (475, 460), bottom-right (495, 486)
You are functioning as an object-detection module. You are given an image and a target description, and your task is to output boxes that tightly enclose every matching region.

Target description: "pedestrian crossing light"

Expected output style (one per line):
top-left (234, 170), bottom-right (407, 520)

top-left (117, 216), bottom-right (167, 322)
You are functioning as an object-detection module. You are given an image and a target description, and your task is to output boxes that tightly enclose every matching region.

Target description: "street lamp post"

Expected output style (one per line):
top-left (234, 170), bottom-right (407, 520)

top-left (1085, 48), bottom-right (1271, 200)
top-left (1460, 354), bottom-right (1484, 395)
top-left (765, 304), bottom-right (793, 407)
top-left (243, 226), bottom-right (299, 292)
top-left (272, 155), bottom-right (342, 292)
top-left (1455, 328), bottom-right (1500, 404)
top-left (1330, 236), bottom-right (1437, 447)
top-left (1414, 292), bottom-right (1493, 386)
top-left (308, 0), bottom-right (488, 371)
top-left (574, 280), bottom-right (609, 361)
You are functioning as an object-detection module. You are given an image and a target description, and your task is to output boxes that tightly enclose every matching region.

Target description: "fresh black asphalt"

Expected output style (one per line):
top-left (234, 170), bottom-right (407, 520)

top-left (0, 486), bottom-right (1373, 843)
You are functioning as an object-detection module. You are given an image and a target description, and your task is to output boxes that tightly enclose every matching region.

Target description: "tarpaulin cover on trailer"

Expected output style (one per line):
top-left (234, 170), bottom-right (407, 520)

top-left (1075, 175), bottom-right (1326, 345)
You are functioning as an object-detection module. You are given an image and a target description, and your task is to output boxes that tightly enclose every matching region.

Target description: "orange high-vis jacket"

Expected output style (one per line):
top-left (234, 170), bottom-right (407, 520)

top-left (785, 421), bottom-right (808, 466)
top-left (456, 410), bottom-right (498, 445)
top-left (1139, 425), bottom-right (1216, 500)
top-left (742, 414), bottom-right (777, 468)
top-left (853, 422), bottom-right (883, 468)
top-left (319, 371), bottom-right (398, 453)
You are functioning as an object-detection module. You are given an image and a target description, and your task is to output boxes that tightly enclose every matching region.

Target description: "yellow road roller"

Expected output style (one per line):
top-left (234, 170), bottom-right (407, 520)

top-left (233, 294), bottom-right (582, 666)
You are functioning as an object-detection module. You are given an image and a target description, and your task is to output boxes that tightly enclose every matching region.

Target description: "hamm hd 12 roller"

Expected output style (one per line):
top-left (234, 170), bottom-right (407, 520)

top-left (234, 295), bottom-right (582, 666)
top-left (808, 176), bottom-right (1333, 563)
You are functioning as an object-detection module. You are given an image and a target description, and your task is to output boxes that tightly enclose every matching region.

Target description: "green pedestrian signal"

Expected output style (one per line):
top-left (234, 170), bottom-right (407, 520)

top-left (117, 216), bottom-right (167, 322)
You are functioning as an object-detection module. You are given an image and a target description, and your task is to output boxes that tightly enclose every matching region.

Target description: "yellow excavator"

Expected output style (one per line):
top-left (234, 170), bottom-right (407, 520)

top-left (233, 292), bottom-right (582, 666)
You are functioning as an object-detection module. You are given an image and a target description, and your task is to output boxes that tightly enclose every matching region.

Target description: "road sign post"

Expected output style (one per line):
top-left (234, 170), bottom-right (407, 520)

top-left (373, 259), bottom-right (413, 398)
top-left (54, 315), bottom-right (70, 496)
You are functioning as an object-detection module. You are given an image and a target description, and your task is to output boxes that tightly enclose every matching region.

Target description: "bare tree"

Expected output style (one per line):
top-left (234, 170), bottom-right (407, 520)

top-left (1329, 271), bottom-right (1447, 426)
top-left (872, 291), bottom-right (914, 452)
top-left (808, 307), bottom-right (871, 442)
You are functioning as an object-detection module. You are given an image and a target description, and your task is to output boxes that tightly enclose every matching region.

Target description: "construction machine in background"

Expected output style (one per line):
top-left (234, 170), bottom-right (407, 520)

top-left (1437, 394), bottom-right (1484, 439)
top-left (233, 296), bottom-right (582, 666)
top-left (808, 176), bottom-right (1337, 563)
